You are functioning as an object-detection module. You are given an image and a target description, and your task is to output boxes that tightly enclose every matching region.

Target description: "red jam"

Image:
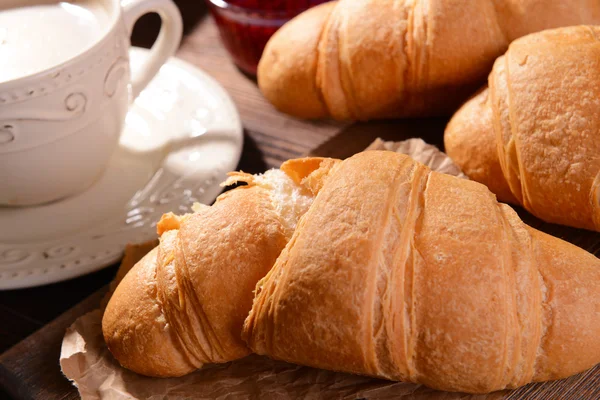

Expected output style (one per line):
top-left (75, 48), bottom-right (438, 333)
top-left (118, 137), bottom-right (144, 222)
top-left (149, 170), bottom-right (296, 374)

top-left (206, 0), bottom-right (331, 76)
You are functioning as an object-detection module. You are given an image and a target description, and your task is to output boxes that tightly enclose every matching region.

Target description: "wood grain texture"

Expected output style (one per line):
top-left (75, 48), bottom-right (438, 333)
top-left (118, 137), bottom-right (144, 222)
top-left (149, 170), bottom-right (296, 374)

top-left (0, 266), bottom-right (119, 355)
top-left (0, 289), bottom-right (107, 400)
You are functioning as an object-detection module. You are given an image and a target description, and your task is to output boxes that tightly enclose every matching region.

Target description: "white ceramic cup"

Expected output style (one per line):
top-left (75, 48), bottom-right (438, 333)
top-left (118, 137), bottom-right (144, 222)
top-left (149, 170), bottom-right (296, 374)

top-left (0, 0), bottom-right (183, 206)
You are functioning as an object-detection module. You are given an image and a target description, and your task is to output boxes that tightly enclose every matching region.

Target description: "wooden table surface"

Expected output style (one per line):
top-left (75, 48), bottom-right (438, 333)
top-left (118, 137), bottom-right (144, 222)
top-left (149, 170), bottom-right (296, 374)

top-left (2, 3), bottom-right (600, 400)
top-left (0, 4), bottom-right (343, 399)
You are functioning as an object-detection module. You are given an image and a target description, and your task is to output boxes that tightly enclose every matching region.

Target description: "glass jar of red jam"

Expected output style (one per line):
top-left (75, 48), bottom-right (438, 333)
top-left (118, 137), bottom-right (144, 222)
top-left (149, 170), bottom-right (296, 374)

top-left (206, 0), bottom-right (331, 76)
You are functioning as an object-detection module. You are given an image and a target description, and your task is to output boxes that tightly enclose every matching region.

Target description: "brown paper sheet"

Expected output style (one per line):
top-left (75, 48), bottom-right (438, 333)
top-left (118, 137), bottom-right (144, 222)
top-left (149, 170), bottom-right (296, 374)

top-left (61, 139), bottom-right (498, 400)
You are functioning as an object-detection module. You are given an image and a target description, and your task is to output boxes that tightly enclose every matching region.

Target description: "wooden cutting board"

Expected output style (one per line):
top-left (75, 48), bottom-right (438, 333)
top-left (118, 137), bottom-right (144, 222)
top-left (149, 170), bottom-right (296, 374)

top-left (1, 119), bottom-right (599, 400)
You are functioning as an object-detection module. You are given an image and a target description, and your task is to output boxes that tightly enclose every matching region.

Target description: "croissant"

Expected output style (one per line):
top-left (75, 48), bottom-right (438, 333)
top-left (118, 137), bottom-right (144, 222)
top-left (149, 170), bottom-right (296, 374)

top-left (258, 0), bottom-right (600, 121)
top-left (243, 151), bottom-right (600, 393)
top-left (444, 25), bottom-right (600, 231)
top-left (102, 157), bottom-right (340, 377)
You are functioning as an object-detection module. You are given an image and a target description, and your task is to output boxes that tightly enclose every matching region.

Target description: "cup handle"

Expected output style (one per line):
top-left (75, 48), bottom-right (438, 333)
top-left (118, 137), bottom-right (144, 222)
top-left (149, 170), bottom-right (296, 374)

top-left (121, 0), bottom-right (183, 99)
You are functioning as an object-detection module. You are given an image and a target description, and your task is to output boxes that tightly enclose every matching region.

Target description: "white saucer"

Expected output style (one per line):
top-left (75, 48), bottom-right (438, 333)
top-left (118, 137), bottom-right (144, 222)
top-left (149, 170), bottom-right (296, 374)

top-left (0, 47), bottom-right (243, 290)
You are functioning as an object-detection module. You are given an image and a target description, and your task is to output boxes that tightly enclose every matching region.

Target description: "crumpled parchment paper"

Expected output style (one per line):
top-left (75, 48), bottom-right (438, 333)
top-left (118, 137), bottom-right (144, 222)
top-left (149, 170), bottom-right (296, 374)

top-left (366, 138), bottom-right (467, 179)
top-left (61, 139), bottom-right (500, 400)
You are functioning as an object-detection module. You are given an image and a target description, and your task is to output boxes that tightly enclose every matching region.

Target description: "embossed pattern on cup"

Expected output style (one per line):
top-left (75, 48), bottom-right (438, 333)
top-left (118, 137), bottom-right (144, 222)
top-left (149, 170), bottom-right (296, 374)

top-left (0, 0), bottom-right (182, 206)
top-left (0, 15), bottom-right (130, 153)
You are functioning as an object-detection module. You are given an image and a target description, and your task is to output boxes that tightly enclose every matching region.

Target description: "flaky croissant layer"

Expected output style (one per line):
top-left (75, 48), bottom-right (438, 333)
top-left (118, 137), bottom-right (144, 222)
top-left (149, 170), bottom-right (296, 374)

top-left (445, 25), bottom-right (600, 231)
top-left (259, 0), bottom-right (600, 120)
top-left (243, 151), bottom-right (600, 393)
top-left (102, 158), bottom-right (339, 377)
top-left (104, 150), bottom-right (600, 394)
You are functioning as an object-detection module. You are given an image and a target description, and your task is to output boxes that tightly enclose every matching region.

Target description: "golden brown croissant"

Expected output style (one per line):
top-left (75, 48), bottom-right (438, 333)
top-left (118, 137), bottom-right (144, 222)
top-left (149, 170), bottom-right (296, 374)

top-left (243, 151), bottom-right (600, 393)
top-left (102, 157), bottom-right (339, 377)
top-left (258, 0), bottom-right (600, 121)
top-left (445, 25), bottom-right (600, 231)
